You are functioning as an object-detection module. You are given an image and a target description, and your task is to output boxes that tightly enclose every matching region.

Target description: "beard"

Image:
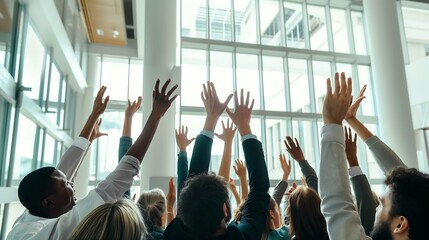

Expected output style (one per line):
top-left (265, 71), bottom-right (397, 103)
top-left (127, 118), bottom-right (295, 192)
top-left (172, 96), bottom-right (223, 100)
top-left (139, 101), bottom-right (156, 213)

top-left (370, 220), bottom-right (393, 240)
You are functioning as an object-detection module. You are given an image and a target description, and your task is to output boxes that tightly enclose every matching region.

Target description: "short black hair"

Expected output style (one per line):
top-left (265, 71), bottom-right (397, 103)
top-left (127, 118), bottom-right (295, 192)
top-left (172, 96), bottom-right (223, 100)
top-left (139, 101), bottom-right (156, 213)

top-left (177, 173), bottom-right (230, 237)
top-left (384, 167), bottom-right (429, 239)
top-left (18, 167), bottom-right (56, 217)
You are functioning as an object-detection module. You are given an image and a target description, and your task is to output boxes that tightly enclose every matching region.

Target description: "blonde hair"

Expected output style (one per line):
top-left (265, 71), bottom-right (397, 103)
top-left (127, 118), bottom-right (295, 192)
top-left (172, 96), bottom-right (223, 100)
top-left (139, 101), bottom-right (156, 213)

top-left (137, 188), bottom-right (167, 230)
top-left (68, 198), bottom-right (147, 240)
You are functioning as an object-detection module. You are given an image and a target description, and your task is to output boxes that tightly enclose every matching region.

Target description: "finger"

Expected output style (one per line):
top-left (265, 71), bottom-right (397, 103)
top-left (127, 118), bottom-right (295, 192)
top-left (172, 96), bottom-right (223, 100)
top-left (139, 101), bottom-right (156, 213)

top-left (203, 84), bottom-right (208, 99)
top-left (346, 77), bottom-right (352, 97)
top-left (240, 88), bottom-right (244, 105)
top-left (354, 133), bottom-right (357, 143)
top-left (190, 137), bottom-right (196, 143)
top-left (339, 72), bottom-right (346, 95)
top-left (233, 166), bottom-right (238, 173)
top-left (233, 90), bottom-right (238, 107)
top-left (344, 126), bottom-right (348, 140)
top-left (221, 120), bottom-right (225, 130)
top-left (294, 138), bottom-right (300, 148)
top-left (185, 126), bottom-right (188, 135)
top-left (226, 107), bottom-right (234, 119)
top-left (358, 85), bottom-right (367, 98)
top-left (161, 79), bottom-right (171, 94)
top-left (169, 94), bottom-right (178, 103)
top-left (167, 84), bottom-right (179, 98)
top-left (215, 133), bottom-right (221, 139)
top-left (207, 81), bottom-right (212, 98)
top-left (137, 96), bottom-right (142, 106)
top-left (210, 82), bottom-right (220, 101)
top-left (223, 93), bottom-right (233, 107)
top-left (155, 79), bottom-right (160, 93)
top-left (284, 139), bottom-right (291, 150)
top-left (245, 91), bottom-right (250, 106)
top-left (128, 99), bottom-right (131, 107)
top-left (326, 78), bottom-right (332, 95)
top-left (286, 136), bottom-right (294, 147)
top-left (334, 73), bottom-right (340, 95)
top-left (249, 99), bottom-right (254, 110)
top-left (175, 129), bottom-right (179, 137)
top-left (288, 160), bottom-right (291, 168)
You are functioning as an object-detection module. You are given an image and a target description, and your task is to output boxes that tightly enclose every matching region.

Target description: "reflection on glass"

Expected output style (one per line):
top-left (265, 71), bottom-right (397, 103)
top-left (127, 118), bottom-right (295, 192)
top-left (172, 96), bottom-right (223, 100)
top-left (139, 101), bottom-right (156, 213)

top-left (209, 0), bottom-right (232, 41)
top-left (181, 0), bottom-right (207, 38)
top-left (22, 24), bottom-right (45, 100)
top-left (288, 59), bottom-right (310, 112)
top-left (129, 59), bottom-right (144, 101)
top-left (312, 61), bottom-right (331, 113)
top-left (234, 0), bottom-right (257, 43)
top-left (331, 8), bottom-right (350, 53)
top-left (292, 120), bottom-right (318, 177)
top-left (263, 56), bottom-right (285, 111)
top-left (210, 51), bottom-right (234, 108)
top-left (46, 63), bottom-right (62, 124)
top-left (265, 118), bottom-right (287, 173)
top-left (307, 5), bottom-right (329, 51)
top-left (283, 2), bottom-right (305, 49)
top-left (357, 65), bottom-right (375, 116)
top-left (259, 0), bottom-right (282, 46)
top-left (351, 12), bottom-right (367, 55)
top-left (42, 134), bottom-right (56, 166)
top-left (0, 0), bottom-right (16, 68)
top-left (236, 53), bottom-right (261, 110)
top-left (101, 57), bottom-right (129, 101)
top-left (14, 115), bottom-right (37, 181)
top-left (181, 48), bottom-right (207, 107)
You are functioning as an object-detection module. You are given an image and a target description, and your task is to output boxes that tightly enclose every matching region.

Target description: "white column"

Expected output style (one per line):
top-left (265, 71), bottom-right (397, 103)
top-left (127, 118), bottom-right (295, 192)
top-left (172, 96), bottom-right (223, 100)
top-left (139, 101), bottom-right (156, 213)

top-left (363, 0), bottom-right (418, 168)
top-left (140, 0), bottom-right (178, 192)
top-left (73, 54), bottom-right (100, 199)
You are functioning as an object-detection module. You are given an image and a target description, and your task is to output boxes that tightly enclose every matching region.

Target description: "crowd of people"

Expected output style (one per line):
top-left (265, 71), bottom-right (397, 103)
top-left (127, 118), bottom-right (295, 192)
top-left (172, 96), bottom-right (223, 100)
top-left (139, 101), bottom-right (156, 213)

top-left (6, 73), bottom-right (429, 240)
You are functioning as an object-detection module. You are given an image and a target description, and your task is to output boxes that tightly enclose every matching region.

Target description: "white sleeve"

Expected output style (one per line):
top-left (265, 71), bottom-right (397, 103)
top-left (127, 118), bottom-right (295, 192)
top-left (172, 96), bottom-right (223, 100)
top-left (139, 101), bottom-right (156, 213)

top-left (319, 124), bottom-right (371, 240)
top-left (56, 137), bottom-right (90, 180)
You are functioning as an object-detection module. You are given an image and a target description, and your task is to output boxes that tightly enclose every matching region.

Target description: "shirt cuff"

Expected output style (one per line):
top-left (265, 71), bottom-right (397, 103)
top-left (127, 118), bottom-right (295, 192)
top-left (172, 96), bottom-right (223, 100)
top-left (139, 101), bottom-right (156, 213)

top-left (348, 166), bottom-right (364, 177)
top-left (321, 124), bottom-right (344, 144)
top-left (178, 151), bottom-right (187, 158)
top-left (200, 130), bottom-right (214, 139)
top-left (73, 137), bottom-right (90, 150)
top-left (241, 134), bottom-right (257, 142)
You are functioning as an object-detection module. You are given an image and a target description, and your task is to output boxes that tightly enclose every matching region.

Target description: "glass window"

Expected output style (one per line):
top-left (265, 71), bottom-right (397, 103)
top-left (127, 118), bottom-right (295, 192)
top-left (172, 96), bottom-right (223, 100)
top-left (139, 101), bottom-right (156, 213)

top-left (259, 0), bottom-right (282, 46)
top-left (101, 57), bottom-right (129, 101)
top-left (209, 51), bottom-right (234, 108)
top-left (263, 56), bottom-right (286, 111)
top-left (42, 133), bottom-right (56, 167)
top-left (0, 0), bottom-right (17, 69)
top-left (291, 119), bottom-right (319, 176)
top-left (351, 11), bottom-right (367, 55)
top-left (46, 63), bottom-right (62, 124)
top-left (312, 61), bottom-right (331, 113)
top-left (283, 2), bottom-right (306, 49)
top-left (181, 48), bottom-right (207, 107)
top-left (236, 53), bottom-right (261, 110)
top-left (330, 8), bottom-right (351, 53)
top-left (265, 118), bottom-right (288, 173)
top-left (357, 65), bottom-right (375, 116)
top-left (182, 0), bottom-right (207, 38)
top-left (209, 0), bottom-right (232, 41)
top-left (13, 114), bottom-right (37, 182)
top-left (288, 59), bottom-right (310, 112)
top-left (234, 0), bottom-right (258, 44)
top-left (21, 24), bottom-right (46, 100)
top-left (129, 59), bottom-right (143, 101)
top-left (307, 5), bottom-right (329, 51)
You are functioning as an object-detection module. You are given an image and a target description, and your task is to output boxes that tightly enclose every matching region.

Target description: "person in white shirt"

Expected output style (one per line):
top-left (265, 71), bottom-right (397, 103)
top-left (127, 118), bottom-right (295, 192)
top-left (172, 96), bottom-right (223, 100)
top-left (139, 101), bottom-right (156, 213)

top-left (7, 79), bottom-right (178, 240)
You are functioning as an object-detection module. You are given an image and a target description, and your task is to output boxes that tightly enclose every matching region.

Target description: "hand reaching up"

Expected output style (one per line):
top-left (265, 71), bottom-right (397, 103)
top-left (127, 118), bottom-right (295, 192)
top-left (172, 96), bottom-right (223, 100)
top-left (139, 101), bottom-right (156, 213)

top-left (345, 126), bottom-right (359, 167)
top-left (226, 89), bottom-right (254, 136)
top-left (322, 72), bottom-right (353, 125)
top-left (166, 178), bottom-right (176, 208)
top-left (125, 96), bottom-right (142, 119)
top-left (215, 119), bottom-right (237, 143)
top-left (175, 125), bottom-right (195, 151)
top-left (91, 86), bottom-right (110, 116)
top-left (151, 79), bottom-right (178, 118)
top-left (284, 136), bottom-right (305, 162)
top-left (201, 81), bottom-right (233, 131)
top-left (89, 118), bottom-right (108, 142)
top-left (233, 160), bottom-right (247, 180)
top-left (279, 154), bottom-right (291, 181)
top-left (345, 85), bottom-right (366, 121)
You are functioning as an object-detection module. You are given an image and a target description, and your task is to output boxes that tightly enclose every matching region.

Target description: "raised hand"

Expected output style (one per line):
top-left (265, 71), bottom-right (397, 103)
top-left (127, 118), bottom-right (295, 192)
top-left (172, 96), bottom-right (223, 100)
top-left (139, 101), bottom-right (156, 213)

top-left (151, 79), bottom-right (178, 118)
top-left (322, 72), bottom-right (353, 125)
top-left (279, 154), bottom-right (291, 181)
top-left (284, 136), bottom-right (305, 162)
top-left (89, 118), bottom-right (108, 142)
top-left (233, 159), bottom-right (247, 180)
top-left (285, 182), bottom-right (298, 198)
top-left (166, 178), bottom-right (176, 208)
top-left (345, 85), bottom-right (366, 121)
top-left (228, 178), bottom-right (237, 190)
top-left (226, 89), bottom-right (254, 136)
top-left (201, 81), bottom-right (233, 131)
top-left (91, 86), bottom-right (110, 116)
top-left (125, 96), bottom-right (142, 118)
top-left (345, 126), bottom-right (359, 167)
top-left (215, 119), bottom-right (237, 143)
top-left (175, 125), bottom-right (195, 151)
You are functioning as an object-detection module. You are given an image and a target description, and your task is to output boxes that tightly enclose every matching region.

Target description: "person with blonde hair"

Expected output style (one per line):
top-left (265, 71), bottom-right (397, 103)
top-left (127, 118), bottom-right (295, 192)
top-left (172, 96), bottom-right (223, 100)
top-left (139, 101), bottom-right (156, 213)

top-left (68, 198), bottom-right (146, 240)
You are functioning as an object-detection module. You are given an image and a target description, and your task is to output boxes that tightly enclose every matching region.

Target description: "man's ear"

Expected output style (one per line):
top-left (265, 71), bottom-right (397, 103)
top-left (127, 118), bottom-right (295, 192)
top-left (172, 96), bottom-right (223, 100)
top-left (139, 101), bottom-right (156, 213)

top-left (392, 216), bottom-right (409, 234)
top-left (42, 197), bottom-right (55, 209)
top-left (223, 202), bottom-right (227, 217)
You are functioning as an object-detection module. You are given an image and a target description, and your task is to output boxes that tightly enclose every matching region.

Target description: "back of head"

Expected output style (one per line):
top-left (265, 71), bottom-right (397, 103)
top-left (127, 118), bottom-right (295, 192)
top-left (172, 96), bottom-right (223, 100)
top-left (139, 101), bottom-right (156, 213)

top-left (18, 167), bottom-right (56, 217)
top-left (137, 188), bottom-right (167, 231)
top-left (287, 187), bottom-right (329, 240)
top-left (68, 198), bottom-right (147, 240)
top-left (384, 167), bottom-right (429, 239)
top-left (177, 174), bottom-right (230, 237)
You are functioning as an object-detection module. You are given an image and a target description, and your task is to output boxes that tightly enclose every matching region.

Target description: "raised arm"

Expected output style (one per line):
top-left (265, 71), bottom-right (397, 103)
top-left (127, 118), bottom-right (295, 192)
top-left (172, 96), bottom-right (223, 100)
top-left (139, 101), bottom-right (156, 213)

top-left (345, 85), bottom-right (406, 172)
top-left (175, 125), bottom-right (195, 200)
top-left (227, 89), bottom-right (270, 240)
top-left (188, 82), bottom-right (232, 176)
top-left (57, 86), bottom-right (109, 180)
top-left (228, 178), bottom-right (242, 205)
top-left (284, 136), bottom-right (318, 192)
top-left (95, 79), bottom-right (178, 202)
top-left (345, 127), bottom-right (377, 236)
top-left (272, 154), bottom-right (290, 206)
top-left (319, 72), bottom-right (370, 240)
top-left (233, 159), bottom-right (249, 201)
top-left (166, 178), bottom-right (177, 225)
top-left (217, 119), bottom-right (237, 181)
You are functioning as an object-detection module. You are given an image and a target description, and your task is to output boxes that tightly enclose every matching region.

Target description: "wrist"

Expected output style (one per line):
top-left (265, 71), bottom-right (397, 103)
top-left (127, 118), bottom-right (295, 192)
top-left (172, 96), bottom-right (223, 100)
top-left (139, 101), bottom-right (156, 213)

top-left (203, 117), bottom-right (218, 132)
top-left (282, 174), bottom-right (289, 182)
top-left (167, 205), bottom-right (174, 211)
top-left (238, 126), bottom-right (252, 137)
top-left (347, 157), bottom-right (359, 167)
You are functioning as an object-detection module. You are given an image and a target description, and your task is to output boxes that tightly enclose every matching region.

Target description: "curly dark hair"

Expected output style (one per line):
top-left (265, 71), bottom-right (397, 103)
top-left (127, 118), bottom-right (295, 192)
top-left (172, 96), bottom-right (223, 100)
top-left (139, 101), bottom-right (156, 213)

top-left (384, 167), bottom-right (429, 239)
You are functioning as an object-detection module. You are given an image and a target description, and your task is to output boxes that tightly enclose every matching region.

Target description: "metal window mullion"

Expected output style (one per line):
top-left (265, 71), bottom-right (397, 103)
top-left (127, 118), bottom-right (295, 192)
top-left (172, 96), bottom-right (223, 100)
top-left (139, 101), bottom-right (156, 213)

top-left (396, 1), bottom-right (410, 64)
top-left (44, 49), bottom-right (53, 112)
top-left (40, 129), bottom-right (47, 168)
top-left (258, 52), bottom-right (265, 110)
top-left (279, 0), bottom-right (287, 47)
top-left (32, 127), bottom-right (41, 170)
top-left (206, 0), bottom-right (210, 39)
top-left (283, 57), bottom-right (292, 112)
top-left (99, 55), bottom-right (103, 87)
top-left (325, 5), bottom-right (335, 52)
top-left (38, 48), bottom-right (49, 108)
top-left (255, 0), bottom-right (262, 45)
top-left (230, 0), bottom-right (235, 42)
top-left (56, 74), bottom-right (64, 126)
top-left (127, 57), bottom-right (131, 99)
top-left (7, 1), bottom-right (23, 76)
top-left (232, 48), bottom-right (239, 158)
top-left (302, 2), bottom-right (311, 49)
top-left (307, 58), bottom-right (316, 112)
top-left (207, 47), bottom-right (210, 81)
top-left (345, 6), bottom-right (356, 54)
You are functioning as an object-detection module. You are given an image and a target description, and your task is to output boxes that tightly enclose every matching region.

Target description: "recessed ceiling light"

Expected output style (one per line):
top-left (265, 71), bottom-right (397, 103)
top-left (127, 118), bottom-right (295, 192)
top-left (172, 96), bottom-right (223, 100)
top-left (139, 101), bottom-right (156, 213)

top-left (112, 30), bottom-right (119, 38)
top-left (96, 29), bottom-right (104, 36)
